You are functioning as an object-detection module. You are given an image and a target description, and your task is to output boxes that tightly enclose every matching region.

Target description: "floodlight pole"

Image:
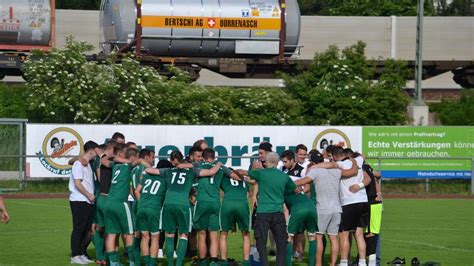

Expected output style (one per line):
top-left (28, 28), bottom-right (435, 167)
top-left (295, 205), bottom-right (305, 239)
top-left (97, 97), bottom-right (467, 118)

top-left (408, 0), bottom-right (429, 126)
top-left (415, 0), bottom-right (424, 104)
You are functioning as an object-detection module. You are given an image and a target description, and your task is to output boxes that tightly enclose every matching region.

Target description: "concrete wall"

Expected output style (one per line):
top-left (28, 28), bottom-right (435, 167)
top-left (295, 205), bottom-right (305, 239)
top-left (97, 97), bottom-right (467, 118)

top-left (56, 10), bottom-right (101, 52)
top-left (46, 11), bottom-right (474, 88)
top-left (298, 16), bottom-right (474, 60)
top-left (395, 17), bottom-right (474, 60)
top-left (298, 16), bottom-right (392, 59)
top-left (55, 10), bottom-right (474, 61)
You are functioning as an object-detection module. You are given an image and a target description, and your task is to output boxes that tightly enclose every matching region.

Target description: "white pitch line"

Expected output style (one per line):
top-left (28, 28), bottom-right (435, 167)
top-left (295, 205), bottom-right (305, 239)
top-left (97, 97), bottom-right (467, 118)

top-left (386, 239), bottom-right (474, 253)
top-left (8, 201), bottom-right (69, 209)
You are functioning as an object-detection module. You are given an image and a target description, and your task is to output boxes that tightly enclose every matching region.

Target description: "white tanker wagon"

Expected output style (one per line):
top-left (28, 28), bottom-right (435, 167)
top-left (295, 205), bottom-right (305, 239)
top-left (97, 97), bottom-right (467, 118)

top-left (0, 0), bottom-right (55, 79)
top-left (100, 0), bottom-right (301, 58)
top-left (0, 0), bottom-right (472, 87)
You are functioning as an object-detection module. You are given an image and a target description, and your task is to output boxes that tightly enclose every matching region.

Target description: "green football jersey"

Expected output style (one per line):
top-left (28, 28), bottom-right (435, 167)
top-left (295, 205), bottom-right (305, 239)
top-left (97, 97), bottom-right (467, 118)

top-left (195, 162), bottom-right (227, 202)
top-left (221, 175), bottom-right (248, 201)
top-left (162, 167), bottom-right (201, 206)
top-left (138, 173), bottom-right (167, 209)
top-left (285, 190), bottom-right (314, 211)
top-left (107, 162), bottom-right (133, 202)
top-left (131, 164), bottom-right (146, 192)
top-left (248, 168), bottom-right (297, 214)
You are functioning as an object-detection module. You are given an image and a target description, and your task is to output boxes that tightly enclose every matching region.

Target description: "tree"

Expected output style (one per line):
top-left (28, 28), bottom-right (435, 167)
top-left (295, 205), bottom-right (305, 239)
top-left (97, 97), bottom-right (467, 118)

top-left (23, 38), bottom-right (304, 125)
top-left (298, 0), bottom-right (436, 16)
top-left (0, 84), bottom-right (28, 119)
top-left (151, 84), bottom-right (304, 125)
top-left (435, 0), bottom-right (473, 16)
top-left (23, 37), bottom-right (164, 124)
top-left (281, 41), bottom-right (410, 125)
top-left (431, 90), bottom-right (474, 125)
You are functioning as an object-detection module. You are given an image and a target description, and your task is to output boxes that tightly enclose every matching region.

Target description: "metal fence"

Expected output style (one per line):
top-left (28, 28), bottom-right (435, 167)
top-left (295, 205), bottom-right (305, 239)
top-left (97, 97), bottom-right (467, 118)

top-left (0, 119), bottom-right (27, 191)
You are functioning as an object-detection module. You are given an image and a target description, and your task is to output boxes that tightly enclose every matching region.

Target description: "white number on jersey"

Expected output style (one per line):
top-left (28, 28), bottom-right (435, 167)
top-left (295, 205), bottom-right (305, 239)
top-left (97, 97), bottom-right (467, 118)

top-left (171, 172), bottom-right (186, 185)
top-left (112, 170), bottom-right (121, 184)
top-left (132, 173), bottom-right (137, 189)
top-left (230, 179), bottom-right (246, 188)
top-left (142, 179), bottom-right (161, 195)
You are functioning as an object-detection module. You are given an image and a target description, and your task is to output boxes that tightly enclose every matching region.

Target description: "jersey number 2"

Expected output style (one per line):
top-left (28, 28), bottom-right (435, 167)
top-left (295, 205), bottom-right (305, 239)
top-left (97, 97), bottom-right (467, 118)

top-left (112, 170), bottom-right (121, 184)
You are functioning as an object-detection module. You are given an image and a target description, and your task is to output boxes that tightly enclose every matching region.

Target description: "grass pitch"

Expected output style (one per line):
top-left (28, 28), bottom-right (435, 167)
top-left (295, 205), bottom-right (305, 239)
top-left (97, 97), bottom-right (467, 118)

top-left (0, 198), bottom-right (473, 265)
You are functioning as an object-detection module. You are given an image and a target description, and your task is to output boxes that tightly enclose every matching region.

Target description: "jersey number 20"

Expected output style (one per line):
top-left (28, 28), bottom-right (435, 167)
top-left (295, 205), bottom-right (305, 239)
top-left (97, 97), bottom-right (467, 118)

top-left (143, 179), bottom-right (161, 195)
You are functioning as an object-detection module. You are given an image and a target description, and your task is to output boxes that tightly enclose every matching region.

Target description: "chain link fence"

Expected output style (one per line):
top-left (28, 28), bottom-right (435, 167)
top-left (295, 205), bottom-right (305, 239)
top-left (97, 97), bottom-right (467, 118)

top-left (0, 119), bottom-right (27, 191)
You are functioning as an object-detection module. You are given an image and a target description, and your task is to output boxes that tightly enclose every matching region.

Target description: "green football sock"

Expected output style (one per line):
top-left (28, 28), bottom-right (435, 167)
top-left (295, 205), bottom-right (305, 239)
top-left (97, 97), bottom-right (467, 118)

top-left (286, 242), bottom-right (293, 266)
top-left (199, 258), bottom-right (208, 266)
top-left (107, 251), bottom-right (120, 264)
top-left (126, 245), bottom-right (135, 265)
top-left (134, 237), bottom-right (141, 265)
top-left (93, 232), bottom-right (105, 260)
top-left (176, 238), bottom-right (188, 266)
top-left (309, 240), bottom-right (317, 266)
top-left (165, 237), bottom-right (175, 266)
top-left (141, 255), bottom-right (150, 265)
top-left (209, 257), bottom-right (219, 266)
top-left (149, 257), bottom-right (158, 266)
top-left (242, 259), bottom-right (250, 266)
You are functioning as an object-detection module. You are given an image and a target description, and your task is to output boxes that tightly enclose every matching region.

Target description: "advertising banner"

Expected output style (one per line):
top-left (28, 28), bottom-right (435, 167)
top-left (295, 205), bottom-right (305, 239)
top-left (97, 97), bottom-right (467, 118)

top-left (26, 124), bottom-right (362, 178)
top-left (363, 127), bottom-right (473, 179)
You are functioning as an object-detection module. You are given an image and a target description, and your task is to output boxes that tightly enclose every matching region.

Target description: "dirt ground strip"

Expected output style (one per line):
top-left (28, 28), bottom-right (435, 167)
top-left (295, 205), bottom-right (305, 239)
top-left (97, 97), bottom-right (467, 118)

top-left (2, 193), bottom-right (474, 199)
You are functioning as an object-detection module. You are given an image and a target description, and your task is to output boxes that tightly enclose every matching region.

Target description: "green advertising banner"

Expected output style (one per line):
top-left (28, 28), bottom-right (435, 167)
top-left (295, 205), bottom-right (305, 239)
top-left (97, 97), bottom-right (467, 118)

top-left (362, 127), bottom-right (473, 179)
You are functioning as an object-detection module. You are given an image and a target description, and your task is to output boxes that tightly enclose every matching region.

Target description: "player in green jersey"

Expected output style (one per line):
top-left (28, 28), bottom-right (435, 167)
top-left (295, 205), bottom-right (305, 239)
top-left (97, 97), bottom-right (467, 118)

top-left (135, 159), bottom-right (166, 266)
top-left (284, 189), bottom-right (318, 266)
top-left (219, 167), bottom-right (255, 266)
top-left (101, 147), bottom-right (142, 266)
top-left (280, 149), bottom-right (310, 262)
top-left (186, 145), bottom-right (204, 260)
top-left (130, 148), bottom-right (155, 265)
top-left (145, 150), bottom-right (222, 266)
top-left (194, 148), bottom-right (242, 266)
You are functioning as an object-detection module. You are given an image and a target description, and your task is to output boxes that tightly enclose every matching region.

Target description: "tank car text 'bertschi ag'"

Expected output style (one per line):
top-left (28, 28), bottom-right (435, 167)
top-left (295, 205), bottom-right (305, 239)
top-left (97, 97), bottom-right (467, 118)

top-left (100, 0), bottom-right (301, 58)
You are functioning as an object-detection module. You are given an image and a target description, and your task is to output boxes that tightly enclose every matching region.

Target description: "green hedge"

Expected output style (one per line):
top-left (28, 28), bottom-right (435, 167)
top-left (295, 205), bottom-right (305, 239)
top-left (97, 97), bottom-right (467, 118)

top-left (14, 39), bottom-right (414, 126)
top-left (0, 84), bottom-right (28, 119)
top-left (431, 89), bottom-right (474, 125)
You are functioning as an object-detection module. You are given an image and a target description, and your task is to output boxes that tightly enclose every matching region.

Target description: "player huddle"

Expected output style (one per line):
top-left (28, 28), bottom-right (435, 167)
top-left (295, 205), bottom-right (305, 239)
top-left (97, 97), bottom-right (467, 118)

top-left (68, 132), bottom-right (382, 266)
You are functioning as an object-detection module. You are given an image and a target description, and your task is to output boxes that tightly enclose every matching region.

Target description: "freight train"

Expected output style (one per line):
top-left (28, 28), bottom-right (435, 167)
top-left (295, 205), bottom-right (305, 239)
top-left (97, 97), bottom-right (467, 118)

top-left (0, 0), bottom-right (54, 79)
top-left (0, 0), bottom-right (473, 87)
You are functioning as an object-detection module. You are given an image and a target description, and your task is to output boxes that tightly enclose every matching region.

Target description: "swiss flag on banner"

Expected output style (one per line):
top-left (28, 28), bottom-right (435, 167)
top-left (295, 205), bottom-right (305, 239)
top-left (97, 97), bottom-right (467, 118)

top-left (207, 18), bottom-right (216, 28)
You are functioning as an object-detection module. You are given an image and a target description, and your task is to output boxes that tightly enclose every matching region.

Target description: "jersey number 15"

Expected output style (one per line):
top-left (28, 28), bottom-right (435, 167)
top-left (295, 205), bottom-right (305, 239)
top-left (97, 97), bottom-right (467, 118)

top-left (171, 172), bottom-right (186, 185)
